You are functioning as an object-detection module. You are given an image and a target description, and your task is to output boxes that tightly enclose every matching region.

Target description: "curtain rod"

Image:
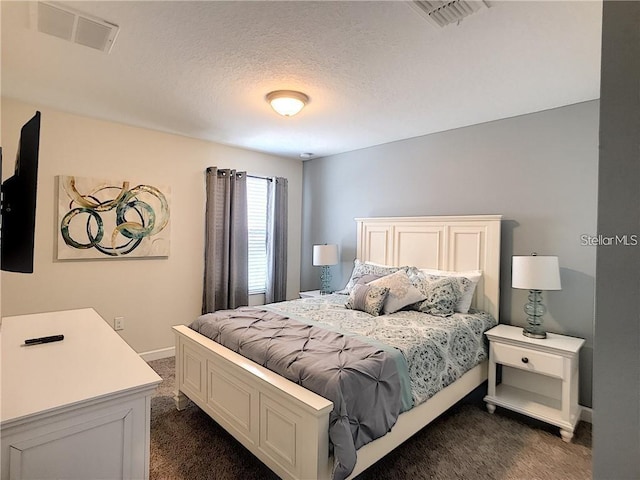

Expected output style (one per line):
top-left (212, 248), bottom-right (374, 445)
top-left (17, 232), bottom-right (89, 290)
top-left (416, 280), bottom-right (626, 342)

top-left (206, 168), bottom-right (274, 181)
top-left (247, 174), bottom-right (273, 181)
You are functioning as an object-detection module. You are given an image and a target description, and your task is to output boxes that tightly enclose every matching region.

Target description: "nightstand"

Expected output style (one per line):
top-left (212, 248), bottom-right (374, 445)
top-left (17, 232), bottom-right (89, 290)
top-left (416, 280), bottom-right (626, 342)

top-left (483, 324), bottom-right (585, 442)
top-left (299, 290), bottom-right (322, 298)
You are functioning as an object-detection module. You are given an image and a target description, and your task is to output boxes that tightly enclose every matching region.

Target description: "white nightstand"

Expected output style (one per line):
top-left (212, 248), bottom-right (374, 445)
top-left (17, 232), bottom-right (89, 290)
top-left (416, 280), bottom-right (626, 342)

top-left (299, 290), bottom-right (322, 298)
top-left (483, 324), bottom-right (585, 442)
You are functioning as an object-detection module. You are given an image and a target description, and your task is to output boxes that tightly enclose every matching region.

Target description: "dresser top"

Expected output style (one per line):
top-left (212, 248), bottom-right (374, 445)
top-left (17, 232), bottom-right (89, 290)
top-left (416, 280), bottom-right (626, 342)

top-left (1, 308), bottom-right (161, 424)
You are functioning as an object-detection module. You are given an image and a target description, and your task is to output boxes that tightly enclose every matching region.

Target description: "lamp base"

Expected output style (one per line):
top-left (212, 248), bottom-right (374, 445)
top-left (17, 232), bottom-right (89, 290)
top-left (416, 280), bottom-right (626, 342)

top-left (522, 328), bottom-right (547, 339)
top-left (319, 266), bottom-right (332, 295)
top-left (522, 289), bottom-right (547, 339)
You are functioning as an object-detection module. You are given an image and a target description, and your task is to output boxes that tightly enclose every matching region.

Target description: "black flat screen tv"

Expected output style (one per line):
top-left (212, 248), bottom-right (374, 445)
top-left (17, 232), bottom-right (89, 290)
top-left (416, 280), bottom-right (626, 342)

top-left (1, 111), bottom-right (41, 273)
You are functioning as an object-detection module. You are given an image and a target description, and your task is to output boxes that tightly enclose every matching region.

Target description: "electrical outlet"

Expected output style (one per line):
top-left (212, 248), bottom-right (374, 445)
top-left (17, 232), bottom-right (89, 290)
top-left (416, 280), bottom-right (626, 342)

top-left (114, 316), bottom-right (124, 331)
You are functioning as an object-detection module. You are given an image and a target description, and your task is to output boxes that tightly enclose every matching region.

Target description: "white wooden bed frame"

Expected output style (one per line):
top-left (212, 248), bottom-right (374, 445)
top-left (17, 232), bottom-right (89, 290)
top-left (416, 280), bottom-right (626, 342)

top-left (173, 215), bottom-right (502, 480)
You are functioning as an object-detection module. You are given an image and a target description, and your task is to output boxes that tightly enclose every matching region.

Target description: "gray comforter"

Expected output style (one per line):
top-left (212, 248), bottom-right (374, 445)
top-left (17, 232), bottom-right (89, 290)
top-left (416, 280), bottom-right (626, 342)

top-left (190, 307), bottom-right (402, 480)
top-left (265, 294), bottom-right (497, 407)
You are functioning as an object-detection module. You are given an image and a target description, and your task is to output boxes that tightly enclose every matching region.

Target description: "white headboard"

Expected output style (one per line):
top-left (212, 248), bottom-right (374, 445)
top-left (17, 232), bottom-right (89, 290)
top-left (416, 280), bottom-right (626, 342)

top-left (355, 215), bottom-right (502, 320)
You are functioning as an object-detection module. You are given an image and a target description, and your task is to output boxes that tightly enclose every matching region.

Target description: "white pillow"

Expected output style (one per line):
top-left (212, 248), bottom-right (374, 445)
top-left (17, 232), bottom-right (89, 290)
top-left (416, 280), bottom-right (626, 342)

top-left (368, 270), bottom-right (426, 314)
top-left (419, 269), bottom-right (482, 313)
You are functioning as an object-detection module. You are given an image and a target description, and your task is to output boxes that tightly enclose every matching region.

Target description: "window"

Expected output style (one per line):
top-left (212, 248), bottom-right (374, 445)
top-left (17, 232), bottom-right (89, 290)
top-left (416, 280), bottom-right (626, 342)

top-left (247, 176), bottom-right (268, 294)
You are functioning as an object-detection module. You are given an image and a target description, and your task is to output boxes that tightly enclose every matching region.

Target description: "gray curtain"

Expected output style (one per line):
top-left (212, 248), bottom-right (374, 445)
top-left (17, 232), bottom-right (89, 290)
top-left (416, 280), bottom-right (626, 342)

top-left (265, 177), bottom-right (288, 304)
top-left (202, 167), bottom-right (249, 314)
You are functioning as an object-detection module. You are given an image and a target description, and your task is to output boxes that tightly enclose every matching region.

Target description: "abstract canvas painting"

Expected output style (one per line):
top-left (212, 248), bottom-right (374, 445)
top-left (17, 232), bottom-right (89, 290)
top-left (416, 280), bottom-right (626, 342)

top-left (57, 175), bottom-right (171, 259)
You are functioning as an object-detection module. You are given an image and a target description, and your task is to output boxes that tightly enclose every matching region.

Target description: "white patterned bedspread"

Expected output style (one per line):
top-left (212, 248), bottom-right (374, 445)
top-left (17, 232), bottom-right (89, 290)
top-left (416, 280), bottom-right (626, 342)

top-left (264, 294), bottom-right (497, 407)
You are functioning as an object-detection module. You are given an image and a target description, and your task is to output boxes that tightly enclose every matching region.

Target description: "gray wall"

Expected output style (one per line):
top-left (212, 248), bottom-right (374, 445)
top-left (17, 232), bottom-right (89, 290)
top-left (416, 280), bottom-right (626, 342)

top-left (302, 101), bottom-right (598, 407)
top-left (593, 2), bottom-right (640, 478)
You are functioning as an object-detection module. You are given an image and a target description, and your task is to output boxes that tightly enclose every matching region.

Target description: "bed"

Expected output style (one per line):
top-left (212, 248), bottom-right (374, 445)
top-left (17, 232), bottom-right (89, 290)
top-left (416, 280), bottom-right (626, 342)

top-left (173, 215), bottom-right (502, 480)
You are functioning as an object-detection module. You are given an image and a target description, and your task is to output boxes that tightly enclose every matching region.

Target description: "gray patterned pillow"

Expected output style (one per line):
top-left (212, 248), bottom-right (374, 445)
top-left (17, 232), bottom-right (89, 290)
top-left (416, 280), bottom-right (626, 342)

top-left (410, 274), bottom-right (471, 317)
top-left (345, 283), bottom-right (389, 316)
top-left (419, 269), bottom-right (482, 313)
top-left (355, 273), bottom-right (383, 285)
top-left (340, 259), bottom-right (404, 294)
top-left (368, 270), bottom-right (426, 314)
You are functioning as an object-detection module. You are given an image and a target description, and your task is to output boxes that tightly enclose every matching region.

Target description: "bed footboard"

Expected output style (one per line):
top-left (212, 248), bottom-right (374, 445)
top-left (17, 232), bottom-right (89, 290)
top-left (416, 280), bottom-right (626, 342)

top-left (173, 325), bottom-right (334, 480)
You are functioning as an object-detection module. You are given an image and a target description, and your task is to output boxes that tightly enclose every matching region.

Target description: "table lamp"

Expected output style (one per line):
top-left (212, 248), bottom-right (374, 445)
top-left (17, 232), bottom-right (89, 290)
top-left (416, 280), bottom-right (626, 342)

top-left (312, 244), bottom-right (339, 295)
top-left (512, 253), bottom-right (562, 339)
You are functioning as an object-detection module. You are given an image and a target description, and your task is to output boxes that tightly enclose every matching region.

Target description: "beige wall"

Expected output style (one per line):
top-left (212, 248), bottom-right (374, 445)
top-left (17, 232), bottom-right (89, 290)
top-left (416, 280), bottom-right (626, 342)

top-left (1, 97), bottom-right (303, 354)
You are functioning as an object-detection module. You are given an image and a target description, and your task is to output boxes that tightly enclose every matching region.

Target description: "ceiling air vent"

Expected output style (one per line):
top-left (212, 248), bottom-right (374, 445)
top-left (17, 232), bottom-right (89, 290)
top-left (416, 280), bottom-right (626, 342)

top-left (410, 1), bottom-right (490, 28)
top-left (31, 2), bottom-right (119, 53)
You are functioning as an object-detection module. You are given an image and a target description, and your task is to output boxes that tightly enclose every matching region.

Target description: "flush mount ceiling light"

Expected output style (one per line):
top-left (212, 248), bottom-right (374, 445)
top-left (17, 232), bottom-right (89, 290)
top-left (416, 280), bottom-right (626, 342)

top-left (266, 90), bottom-right (309, 117)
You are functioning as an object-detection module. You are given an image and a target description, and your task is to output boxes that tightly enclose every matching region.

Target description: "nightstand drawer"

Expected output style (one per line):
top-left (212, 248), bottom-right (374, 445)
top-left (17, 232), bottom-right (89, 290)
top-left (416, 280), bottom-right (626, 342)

top-left (492, 343), bottom-right (564, 378)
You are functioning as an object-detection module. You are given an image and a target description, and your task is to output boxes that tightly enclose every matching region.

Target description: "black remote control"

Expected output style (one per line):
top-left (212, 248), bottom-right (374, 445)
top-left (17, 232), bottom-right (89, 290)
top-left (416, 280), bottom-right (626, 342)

top-left (23, 334), bottom-right (64, 346)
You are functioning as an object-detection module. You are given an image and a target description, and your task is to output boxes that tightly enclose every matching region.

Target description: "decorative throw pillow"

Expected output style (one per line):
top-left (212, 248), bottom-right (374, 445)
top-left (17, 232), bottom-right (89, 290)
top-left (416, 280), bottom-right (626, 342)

top-left (368, 270), bottom-right (426, 314)
top-left (339, 259), bottom-right (404, 294)
top-left (410, 274), bottom-right (470, 317)
top-left (355, 274), bottom-right (383, 286)
top-left (419, 269), bottom-right (482, 313)
top-left (345, 283), bottom-right (389, 316)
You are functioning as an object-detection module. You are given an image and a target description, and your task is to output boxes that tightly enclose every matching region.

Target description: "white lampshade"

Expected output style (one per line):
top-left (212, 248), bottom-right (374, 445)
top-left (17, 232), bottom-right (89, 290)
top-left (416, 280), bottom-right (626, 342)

top-left (512, 255), bottom-right (561, 290)
top-left (313, 244), bottom-right (339, 266)
top-left (266, 90), bottom-right (309, 117)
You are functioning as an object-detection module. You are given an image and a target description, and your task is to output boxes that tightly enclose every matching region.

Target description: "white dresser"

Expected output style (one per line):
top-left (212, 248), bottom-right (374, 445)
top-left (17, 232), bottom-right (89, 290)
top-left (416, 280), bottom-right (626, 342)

top-left (1, 308), bottom-right (162, 480)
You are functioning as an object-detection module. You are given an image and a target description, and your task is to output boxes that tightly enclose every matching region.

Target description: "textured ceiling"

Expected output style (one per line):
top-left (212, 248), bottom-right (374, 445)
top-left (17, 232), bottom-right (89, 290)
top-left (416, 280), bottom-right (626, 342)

top-left (2, 1), bottom-right (602, 159)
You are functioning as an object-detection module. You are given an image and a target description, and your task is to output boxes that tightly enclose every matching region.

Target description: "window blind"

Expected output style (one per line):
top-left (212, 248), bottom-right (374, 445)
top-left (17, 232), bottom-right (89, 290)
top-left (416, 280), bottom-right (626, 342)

top-left (247, 176), bottom-right (268, 294)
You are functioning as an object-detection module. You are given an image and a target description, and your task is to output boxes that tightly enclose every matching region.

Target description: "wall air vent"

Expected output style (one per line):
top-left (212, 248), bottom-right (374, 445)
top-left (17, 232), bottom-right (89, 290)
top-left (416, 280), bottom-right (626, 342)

top-left (410, 1), bottom-right (490, 28)
top-left (30, 2), bottom-right (119, 53)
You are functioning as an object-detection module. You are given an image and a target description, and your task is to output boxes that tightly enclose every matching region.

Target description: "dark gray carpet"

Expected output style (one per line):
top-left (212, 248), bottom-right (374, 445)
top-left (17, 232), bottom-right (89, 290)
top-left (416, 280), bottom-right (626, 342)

top-left (149, 357), bottom-right (591, 479)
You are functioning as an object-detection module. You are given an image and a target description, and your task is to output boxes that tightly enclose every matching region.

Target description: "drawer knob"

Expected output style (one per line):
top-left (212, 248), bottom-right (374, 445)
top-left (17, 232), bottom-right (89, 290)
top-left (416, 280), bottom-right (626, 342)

top-left (521, 357), bottom-right (529, 364)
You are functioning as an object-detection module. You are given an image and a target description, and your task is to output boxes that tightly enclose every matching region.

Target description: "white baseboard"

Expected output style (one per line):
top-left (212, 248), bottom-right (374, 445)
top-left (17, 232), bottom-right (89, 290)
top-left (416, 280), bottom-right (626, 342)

top-left (580, 405), bottom-right (592, 424)
top-left (139, 346), bottom-right (175, 362)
